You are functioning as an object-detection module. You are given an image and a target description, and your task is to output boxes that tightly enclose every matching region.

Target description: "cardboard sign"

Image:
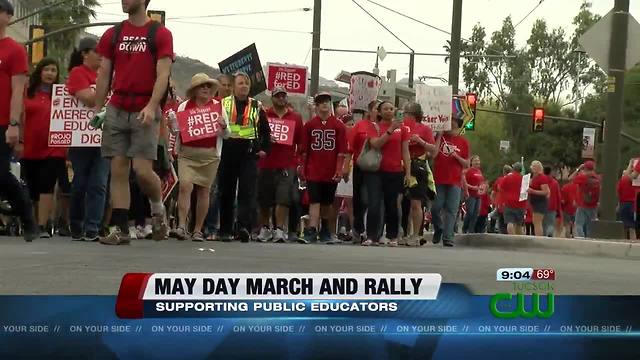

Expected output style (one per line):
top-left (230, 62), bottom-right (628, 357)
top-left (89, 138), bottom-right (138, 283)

top-left (177, 103), bottom-right (222, 144)
top-left (499, 140), bottom-right (510, 153)
top-left (349, 71), bottom-right (381, 112)
top-left (267, 63), bottom-right (307, 95)
top-left (161, 164), bottom-right (178, 202)
top-left (416, 85), bottom-right (452, 132)
top-left (49, 84), bottom-right (101, 147)
top-left (582, 128), bottom-right (596, 159)
top-left (268, 117), bottom-right (295, 146)
top-left (336, 177), bottom-right (353, 198)
top-left (519, 174), bottom-right (531, 202)
top-left (218, 43), bottom-right (266, 97)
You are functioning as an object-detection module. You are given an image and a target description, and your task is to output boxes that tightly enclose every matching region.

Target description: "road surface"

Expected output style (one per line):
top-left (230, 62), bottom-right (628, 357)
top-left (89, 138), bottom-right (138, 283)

top-left (0, 236), bottom-right (637, 295)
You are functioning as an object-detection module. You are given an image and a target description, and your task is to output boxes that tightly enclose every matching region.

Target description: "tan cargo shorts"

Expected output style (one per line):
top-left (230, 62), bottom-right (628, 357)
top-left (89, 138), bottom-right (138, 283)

top-left (101, 105), bottom-right (160, 160)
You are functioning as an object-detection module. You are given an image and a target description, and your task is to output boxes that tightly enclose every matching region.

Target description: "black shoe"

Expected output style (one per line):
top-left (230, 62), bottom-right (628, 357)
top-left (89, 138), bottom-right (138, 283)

top-left (84, 232), bottom-right (99, 242)
top-left (443, 240), bottom-right (455, 247)
top-left (432, 229), bottom-right (442, 244)
top-left (57, 224), bottom-right (71, 237)
top-left (23, 223), bottom-right (38, 243)
top-left (236, 228), bottom-right (251, 243)
top-left (220, 234), bottom-right (233, 242)
top-left (303, 227), bottom-right (318, 243)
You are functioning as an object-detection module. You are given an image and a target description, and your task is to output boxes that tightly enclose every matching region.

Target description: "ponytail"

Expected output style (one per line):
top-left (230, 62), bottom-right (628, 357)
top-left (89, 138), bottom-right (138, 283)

top-left (68, 48), bottom-right (83, 72)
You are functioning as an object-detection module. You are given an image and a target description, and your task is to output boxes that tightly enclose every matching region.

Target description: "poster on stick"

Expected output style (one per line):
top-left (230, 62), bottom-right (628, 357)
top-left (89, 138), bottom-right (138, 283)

top-left (161, 164), bottom-right (178, 202)
top-left (349, 71), bottom-right (381, 112)
top-left (581, 128), bottom-right (596, 159)
top-left (267, 63), bottom-right (307, 95)
top-left (176, 102), bottom-right (222, 144)
top-left (218, 43), bottom-right (266, 97)
top-left (415, 85), bottom-right (452, 132)
top-left (267, 117), bottom-right (296, 145)
top-left (49, 84), bottom-right (101, 147)
top-left (519, 174), bottom-right (531, 202)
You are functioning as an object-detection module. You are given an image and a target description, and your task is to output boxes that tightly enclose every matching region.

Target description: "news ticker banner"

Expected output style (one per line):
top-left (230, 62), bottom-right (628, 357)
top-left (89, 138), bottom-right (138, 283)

top-left (0, 285), bottom-right (639, 359)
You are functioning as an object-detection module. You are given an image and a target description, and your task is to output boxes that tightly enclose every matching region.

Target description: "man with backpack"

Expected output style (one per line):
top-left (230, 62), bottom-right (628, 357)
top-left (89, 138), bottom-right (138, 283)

top-left (570, 161), bottom-right (600, 238)
top-left (93, 0), bottom-right (173, 245)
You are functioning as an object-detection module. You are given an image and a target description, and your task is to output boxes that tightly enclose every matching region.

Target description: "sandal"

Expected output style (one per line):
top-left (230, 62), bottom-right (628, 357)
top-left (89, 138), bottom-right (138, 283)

top-left (192, 231), bottom-right (204, 242)
top-left (174, 227), bottom-right (187, 241)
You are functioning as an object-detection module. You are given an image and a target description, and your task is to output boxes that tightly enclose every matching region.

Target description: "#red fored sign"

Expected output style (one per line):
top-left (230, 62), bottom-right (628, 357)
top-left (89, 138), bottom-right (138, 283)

top-left (267, 63), bottom-right (308, 95)
top-left (268, 117), bottom-right (295, 145)
top-left (176, 102), bottom-right (222, 144)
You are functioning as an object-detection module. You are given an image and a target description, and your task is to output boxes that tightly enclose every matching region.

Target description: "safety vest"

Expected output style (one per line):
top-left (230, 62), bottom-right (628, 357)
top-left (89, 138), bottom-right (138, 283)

top-left (222, 96), bottom-right (260, 139)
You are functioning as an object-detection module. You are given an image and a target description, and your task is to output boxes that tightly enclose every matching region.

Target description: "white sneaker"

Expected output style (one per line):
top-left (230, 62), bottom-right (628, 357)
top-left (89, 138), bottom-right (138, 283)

top-left (398, 237), bottom-right (408, 246)
top-left (406, 236), bottom-right (421, 247)
top-left (379, 237), bottom-right (390, 246)
top-left (257, 226), bottom-right (273, 242)
top-left (273, 228), bottom-right (287, 243)
top-left (141, 224), bottom-right (153, 239)
top-left (128, 226), bottom-right (138, 240)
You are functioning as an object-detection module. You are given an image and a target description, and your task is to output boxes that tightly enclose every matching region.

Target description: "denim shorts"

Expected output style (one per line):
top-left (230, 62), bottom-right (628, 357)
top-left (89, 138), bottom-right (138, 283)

top-left (504, 207), bottom-right (525, 225)
top-left (618, 201), bottom-right (635, 228)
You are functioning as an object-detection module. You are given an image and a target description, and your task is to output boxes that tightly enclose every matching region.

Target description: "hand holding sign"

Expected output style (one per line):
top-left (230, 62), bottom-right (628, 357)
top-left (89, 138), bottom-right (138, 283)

top-left (268, 117), bottom-right (295, 146)
top-left (177, 102), bottom-right (223, 144)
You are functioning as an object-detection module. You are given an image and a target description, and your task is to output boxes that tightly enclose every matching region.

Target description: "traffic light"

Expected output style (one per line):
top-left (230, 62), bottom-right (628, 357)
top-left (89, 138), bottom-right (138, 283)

top-left (532, 107), bottom-right (544, 132)
top-left (465, 93), bottom-right (477, 131)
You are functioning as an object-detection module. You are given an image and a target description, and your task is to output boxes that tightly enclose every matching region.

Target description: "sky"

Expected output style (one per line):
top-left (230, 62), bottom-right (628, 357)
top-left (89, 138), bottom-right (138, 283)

top-left (89, 0), bottom-right (640, 85)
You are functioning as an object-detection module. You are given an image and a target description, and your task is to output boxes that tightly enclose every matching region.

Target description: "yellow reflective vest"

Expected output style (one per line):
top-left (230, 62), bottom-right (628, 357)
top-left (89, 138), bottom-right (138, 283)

top-left (222, 96), bottom-right (260, 139)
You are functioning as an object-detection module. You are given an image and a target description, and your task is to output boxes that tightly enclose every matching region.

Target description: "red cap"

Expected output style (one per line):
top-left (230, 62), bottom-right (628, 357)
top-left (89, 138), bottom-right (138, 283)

top-left (583, 160), bottom-right (595, 171)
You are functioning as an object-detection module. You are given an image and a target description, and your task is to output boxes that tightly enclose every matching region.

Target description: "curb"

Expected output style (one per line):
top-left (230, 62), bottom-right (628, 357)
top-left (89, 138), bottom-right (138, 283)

top-left (454, 234), bottom-right (640, 260)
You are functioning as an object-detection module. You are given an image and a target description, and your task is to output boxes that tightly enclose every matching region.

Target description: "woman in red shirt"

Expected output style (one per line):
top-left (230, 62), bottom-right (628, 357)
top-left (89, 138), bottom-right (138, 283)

top-left (361, 101), bottom-right (411, 247)
top-left (174, 73), bottom-right (230, 241)
top-left (617, 161), bottom-right (637, 240)
top-left (21, 58), bottom-right (66, 238)
top-left (462, 155), bottom-right (484, 233)
top-left (528, 160), bottom-right (550, 237)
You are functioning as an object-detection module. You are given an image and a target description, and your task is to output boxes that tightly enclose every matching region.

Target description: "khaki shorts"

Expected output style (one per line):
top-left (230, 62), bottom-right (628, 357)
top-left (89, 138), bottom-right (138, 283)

top-left (101, 105), bottom-right (160, 160)
top-left (178, 146), bottom-right (220, 189)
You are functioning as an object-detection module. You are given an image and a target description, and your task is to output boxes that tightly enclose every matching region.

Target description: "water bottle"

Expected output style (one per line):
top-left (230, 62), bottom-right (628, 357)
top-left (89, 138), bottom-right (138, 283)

top-left (167, 110), bottom-right (179, 134)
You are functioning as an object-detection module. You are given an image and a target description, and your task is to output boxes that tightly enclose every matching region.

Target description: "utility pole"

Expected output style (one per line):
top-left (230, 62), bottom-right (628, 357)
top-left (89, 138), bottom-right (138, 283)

top-left (408, 51), bottom-right (415, 88)
top-left (599, 0), bottom-right (630, 225)
top-left (448, 0), bottom-right (463, 94)
top-left (310, 0), bottom-right (322, 97)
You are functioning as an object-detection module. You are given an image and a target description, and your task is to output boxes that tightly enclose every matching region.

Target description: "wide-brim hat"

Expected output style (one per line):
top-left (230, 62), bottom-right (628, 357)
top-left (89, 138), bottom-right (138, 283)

top-left (186, 73), bottom-right (219, 98)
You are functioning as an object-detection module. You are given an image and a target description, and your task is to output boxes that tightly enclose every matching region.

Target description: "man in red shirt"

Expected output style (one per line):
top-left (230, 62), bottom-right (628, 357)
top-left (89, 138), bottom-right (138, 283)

top-left (491, 165), bottom-right (512, 234)
top-left (401, 102), bottom-right (436, 246)
top-left (430, 111), bottom-right (470, 247)
top-left (256, 86), bottom-right (304, 243)
top-left (561, 181), bottom-right (578, 238)
top-left (300, 92), bottom-right (348, 243)
top-left (94, 0), bottom-right (173, 244)
top-left (0, 0), bottom-right (38, 241)
top-left (499, 163), bottom-right (526, 235)
top-left (543, 166), bottom-right (562, 237)
top-left (617, 160), bottom-right (637, 240)
top-left (569, 160), bottom-right (600, 238)
top-left (462, 155), bottom-right (484, 234)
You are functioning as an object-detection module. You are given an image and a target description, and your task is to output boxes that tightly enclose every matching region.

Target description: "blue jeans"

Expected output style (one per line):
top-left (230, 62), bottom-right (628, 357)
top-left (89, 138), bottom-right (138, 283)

top-left (69, 148), bottom-right (110, 236)
top-left (543, 211), bottom-right (556, 237)
top-left (462, 196), bottom-right (480, 233)
top-left (575, 207), bottom-right (597, 238)
top-left (431, 184), bottom-right (462, 242)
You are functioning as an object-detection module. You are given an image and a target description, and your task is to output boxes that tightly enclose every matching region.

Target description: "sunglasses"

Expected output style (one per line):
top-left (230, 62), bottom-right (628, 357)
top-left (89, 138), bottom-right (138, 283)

top-left (198, 83), bottom-right (213, 89)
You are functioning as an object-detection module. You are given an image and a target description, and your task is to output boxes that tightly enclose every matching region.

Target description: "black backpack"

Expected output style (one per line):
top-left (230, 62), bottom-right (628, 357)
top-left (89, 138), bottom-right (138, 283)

top-left (108, 20), bottom-right (171, 107)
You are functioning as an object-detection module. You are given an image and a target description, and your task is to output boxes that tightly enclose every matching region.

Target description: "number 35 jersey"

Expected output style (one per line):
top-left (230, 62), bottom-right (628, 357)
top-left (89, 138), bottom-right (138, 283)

top-left (301, 115), bottom-right (348, 182)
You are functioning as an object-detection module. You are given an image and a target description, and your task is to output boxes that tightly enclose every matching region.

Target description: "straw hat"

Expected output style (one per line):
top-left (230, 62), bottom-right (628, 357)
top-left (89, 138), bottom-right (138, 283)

top-left (186, 73), bottom-right (219, 98)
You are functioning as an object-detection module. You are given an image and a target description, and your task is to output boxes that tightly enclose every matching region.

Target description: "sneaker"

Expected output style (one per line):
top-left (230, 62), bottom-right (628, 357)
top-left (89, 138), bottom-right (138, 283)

top-left (99, 227), bottom-right (130, 245)
top-left (443, 240), bottom-right (455, 247)
top-left (174, 227), bottom-right (187, 241)
top-left (406, 236), bottom-right (420, 247)
top-left (273, 228), bottom-right (287, 243)
top-left (432, 229), bottom-right (443, 244)
top-left (257, 226), bottom-right (273, 243)
top-left (219, 234), bottom-right (233, 242)
top-left (388, 240), bottom-right (399, 247)
top-left (192, 231), bottom-right (204, 242)
top-left (287, 231), bottom-right (300, 243)
top-left (39, 226), bottom-right (51, 239)
top-left (361, 239), bottom-right (373, 247)
top-left (379, 237), bottom-right (390, 247)
top-left (318, 228), bottom-right (331, 243)
top-left (72, 234), bottom-right (84, 242)
top-left (236, 228), bottom-right (251, 243)
top-left (128, 226), bottom-right (138, 240)
top-left (398, 237), bottom-right (409, 246)
top-left (303, 227), bottom-right (318, 243)
top-left (151, 211), bottom-right (169, 241)
top-left (338, 230), bottom-right (353, 243)
top-left (84, 232), bottom-right (99, 242)
top-left (57, 224), bottom-right (71, 237)
top-left (141, 224), bottom-right (153, 239)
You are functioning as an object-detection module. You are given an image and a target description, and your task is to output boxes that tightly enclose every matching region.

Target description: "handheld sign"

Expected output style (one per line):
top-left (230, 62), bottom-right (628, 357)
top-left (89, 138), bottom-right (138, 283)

top-left (416, 85), bottom-right (452, 132)
top-left (219, 43), bottom-right (266, 97)
top-left (267, 63), bottom-right (308, 95)
top-left (268, 117), bottom-right (295, 146)
top-left (349, 71), bottom-right (381, 112)
top-left (177, 102), bottom-right (222, 144)
top-left (49, 84), bottom-right (101, 147)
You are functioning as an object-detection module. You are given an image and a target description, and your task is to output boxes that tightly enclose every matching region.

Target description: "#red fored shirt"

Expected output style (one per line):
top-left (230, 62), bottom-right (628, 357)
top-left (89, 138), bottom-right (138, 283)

top-left (259, 108), bottom-right (304, 170)
top-left (617, 176), bottom-right (636, 203)
top-left (96, 20), bottom-right (173, 112)
top-left (23, 90), bottom-right (66, 159)
top-left (465, 167), bottom-right (484, 198)
top-left (403, 118), bottom-right (434, 159)
top-left (500, 171), bottom-right (526, 209)
top-left (302, 115), bottom-right (348, 182)
top-left (348, 119), bottom-right (377, 161)
top-left (561, 182), bottom-right (578, 215)
top-left (0, 37), bottom-right (28, 126)
top-left (66, 64), bottom-right (97, 96)
top-left (375, 121), bottom-right (410, 173)
top-left (434, 134), bottom-right (470, 187)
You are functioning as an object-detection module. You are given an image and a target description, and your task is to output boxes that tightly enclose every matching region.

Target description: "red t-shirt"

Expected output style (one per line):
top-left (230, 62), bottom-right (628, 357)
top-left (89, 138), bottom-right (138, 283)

top-left (176, 99), bottom-right (221, 148)
top-left (548, 177), bottom-right (562, 212)
top-left (500, 171), bottom-right (526, 209)
top-left (561, 182), bottom-right (578, 215)
top-left (375, 122), bottom-right (410, 173)
top-left (96, 20), bottom-right (173, 112)
top-left (348, 119), bottom-right (377, 160)
top-left (66, 64), bottom-right (97, 96)
top-left (465, 167), bottom-right (484, 198)
top-left (617, 176), bottom-right (636, 203)
top-left (258, 108), bottom-right (304, 169)
top-left (0, 37), bottom-right (28, 126)
top-left (529, 174), bottom-right (550, 191)
top-left (434, 134), bottom-right (470, 186)
top-left (23, 90), bottom-right (66, 159)
top-left (573, 172), bottom-right (600, 209)
top-left (302, 116), bottom-right (348, 182)
top-left (479, 192), bottom-right (491, 216)
top-left (403, 118), bottom-right (434, 159)
top-left (492, 176), bottom-right (505, 212)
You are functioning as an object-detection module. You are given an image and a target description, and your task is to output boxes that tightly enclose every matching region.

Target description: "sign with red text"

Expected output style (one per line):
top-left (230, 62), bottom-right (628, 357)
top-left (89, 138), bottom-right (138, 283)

top-left (168, 133), bottom-right (177, 156)
top-left (49, 84), bottom-right (101, 147)
top-left (349, 71), bottom-right (381, 112)
top-left (268, 117), bottom-right (295, 146)
top-left (267, 63), bottom-right (308, 95)
top-left (176, 102), bottom-right (222, 144)
top-left (416, 84), bottom-right (452, 132)
top-left (161, 164), bottom-right (178, 202)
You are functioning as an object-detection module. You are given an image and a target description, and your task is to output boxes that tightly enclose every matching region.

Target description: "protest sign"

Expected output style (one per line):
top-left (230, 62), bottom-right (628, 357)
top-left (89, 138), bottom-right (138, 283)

top-left (219, 43), bottom-right (266, 97)
top-left (161, 164), bottom-right (178, 202)
top-left (499, 140), bottom-right (510, 153)
top-left (349, 71), bottom-right (381, 112)
top-left (336, 176), bottom-right (353, 198)
top-left (49, 84), bottom-right (101, 147)
top-left (415, 85), bottom-right (452, 132)
top-left (176, 102), bottom-right (222, 144)
top-left (581, 128), bottom-right (596, 159)
top-left (268, 117), bottom-right (295, 146)
top-left (519, 174), bottom-right (531, 202)
top-left (267, 63), bottom-right (307, 95)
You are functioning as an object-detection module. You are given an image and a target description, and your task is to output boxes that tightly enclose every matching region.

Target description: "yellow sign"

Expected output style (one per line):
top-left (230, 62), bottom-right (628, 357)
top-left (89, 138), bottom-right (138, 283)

top-left (148, 10), bottom-right (166, 25)
top-left (29, 25), bottom-right (46, 65)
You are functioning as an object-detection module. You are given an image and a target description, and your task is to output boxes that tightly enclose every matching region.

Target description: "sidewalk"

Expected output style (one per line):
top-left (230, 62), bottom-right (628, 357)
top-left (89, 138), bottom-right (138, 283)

top-left (453, 233), bottom-right (640, 260)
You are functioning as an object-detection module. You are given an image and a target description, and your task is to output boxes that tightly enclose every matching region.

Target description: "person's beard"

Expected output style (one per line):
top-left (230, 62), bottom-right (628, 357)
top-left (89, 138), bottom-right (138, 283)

top-left (125, 2), bottom-right (142, 14)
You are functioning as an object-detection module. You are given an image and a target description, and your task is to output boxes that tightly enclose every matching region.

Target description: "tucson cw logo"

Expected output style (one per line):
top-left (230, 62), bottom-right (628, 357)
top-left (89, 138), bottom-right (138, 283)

top-left (490, 293), bottom-right (554, 319)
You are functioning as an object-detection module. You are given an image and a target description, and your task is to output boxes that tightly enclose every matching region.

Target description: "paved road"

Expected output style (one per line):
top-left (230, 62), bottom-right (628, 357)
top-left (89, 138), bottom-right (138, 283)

top-left (0, 236), bottom-right (637, 295)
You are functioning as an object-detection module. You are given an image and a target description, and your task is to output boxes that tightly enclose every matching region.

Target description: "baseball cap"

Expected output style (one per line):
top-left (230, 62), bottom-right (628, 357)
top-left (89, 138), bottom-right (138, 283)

top-left (78, 37), bottom-right (97, 52)
top-left (272, 86), bottom-right (287, 96)
top-left (314, 91), bottom-right (332, 103)
top-left (0, 0), bottom-right (14, 15)
top-left (583, 160), bottom-right (595, 171)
